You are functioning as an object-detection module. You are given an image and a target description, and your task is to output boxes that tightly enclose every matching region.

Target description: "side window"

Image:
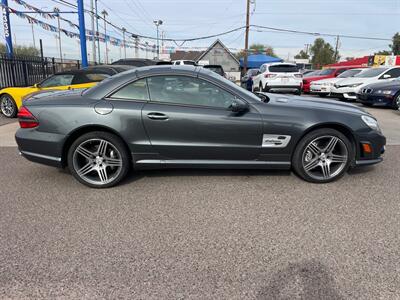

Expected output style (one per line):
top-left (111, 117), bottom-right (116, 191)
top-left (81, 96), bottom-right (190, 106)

top-left (147, 75), bottom-right (235, 108)
top-left (40, 74), bottom-right (74, 88)
top-left (382, 68), bottom-right (400, 79)
top-left (85, 73), bottom-right (111, 82)
top-left (335, 68), bottom-right (347, 76)
top-left (110, 78), bottom-right (149, 100)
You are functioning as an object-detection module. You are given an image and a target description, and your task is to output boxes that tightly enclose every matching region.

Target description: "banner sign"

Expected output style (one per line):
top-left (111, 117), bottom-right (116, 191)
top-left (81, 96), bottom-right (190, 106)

top-left (1, 0), bottom-right (13, 56)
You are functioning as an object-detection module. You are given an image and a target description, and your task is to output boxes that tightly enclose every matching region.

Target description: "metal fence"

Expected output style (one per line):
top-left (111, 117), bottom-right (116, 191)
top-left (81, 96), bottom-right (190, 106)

top-left (0, 54), bottom-right (81, 89)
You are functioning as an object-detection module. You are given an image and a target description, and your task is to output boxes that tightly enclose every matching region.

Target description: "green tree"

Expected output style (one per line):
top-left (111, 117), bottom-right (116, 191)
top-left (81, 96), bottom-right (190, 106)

top-left (294, 50), bottom-right (310, 59)
top-left (390, 32), bottom-right (400, 55)
top-left (236, 43), bottom-right (278, 59)
top-left (310, 38), bottom-right (337, 68)
top-left (0, 44), bottom-right (40, 56)
top-left (374, 50), bottom-right (392, 56)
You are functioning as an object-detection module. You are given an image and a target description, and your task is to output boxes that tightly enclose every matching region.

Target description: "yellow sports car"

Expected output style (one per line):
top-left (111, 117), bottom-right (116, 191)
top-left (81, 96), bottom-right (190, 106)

top-left (0, 65), bottom-right (133, 118)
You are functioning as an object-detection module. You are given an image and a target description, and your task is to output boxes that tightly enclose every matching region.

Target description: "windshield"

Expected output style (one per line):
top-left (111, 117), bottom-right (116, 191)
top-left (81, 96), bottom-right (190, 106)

top-left (318, 69), bottom-right (335, 76)
top-left (337, 69), bottom-right (363, 78)
top-left (304, 70), bottom-right (321, 77)
top-left (355, 68), bottom-right (387, 78)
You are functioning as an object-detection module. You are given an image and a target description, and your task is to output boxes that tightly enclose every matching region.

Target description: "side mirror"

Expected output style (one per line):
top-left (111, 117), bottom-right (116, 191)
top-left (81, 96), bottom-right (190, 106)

top-left (382, 74), bottom-right (391, 79)
top-left (229, 98), bottom-right (248, 113)
top-left (33, 83), bottom-right (39, 88)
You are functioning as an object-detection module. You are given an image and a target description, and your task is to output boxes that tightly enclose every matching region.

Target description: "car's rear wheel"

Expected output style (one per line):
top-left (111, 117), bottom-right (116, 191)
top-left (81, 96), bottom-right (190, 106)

top-left (292, 129), bottom-right (352, 183)
top-left (0, 94), bottom-right (18, 118)
top-left (67, 131), bottom-right (130, 188)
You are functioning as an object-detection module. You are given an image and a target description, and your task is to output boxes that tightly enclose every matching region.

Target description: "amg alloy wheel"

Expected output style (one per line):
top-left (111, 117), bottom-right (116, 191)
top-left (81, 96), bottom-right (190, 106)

top-left (68, 132), bottom-right (130, 188)
top-left (0, 94), bottom-right (17, 118)
top-left (292, 129), bottom-right (352, 183)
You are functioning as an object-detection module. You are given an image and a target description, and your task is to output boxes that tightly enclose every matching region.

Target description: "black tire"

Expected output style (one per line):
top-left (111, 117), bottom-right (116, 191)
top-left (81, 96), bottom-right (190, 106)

top-left (67, 131), bottom-right (130, 188)
top-left (393, 93), bottom-right (400, 110)
top-left (295, 89), bottom-right (302, 96)
top-left (292, 128), bottom-right (353, 183)
top-left (0, 94), bottom-right (18, 118)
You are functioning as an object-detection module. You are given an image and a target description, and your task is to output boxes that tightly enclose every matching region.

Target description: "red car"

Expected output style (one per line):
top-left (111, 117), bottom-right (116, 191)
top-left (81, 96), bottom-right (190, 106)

top-left (302, 67), bottom-right (360, 93)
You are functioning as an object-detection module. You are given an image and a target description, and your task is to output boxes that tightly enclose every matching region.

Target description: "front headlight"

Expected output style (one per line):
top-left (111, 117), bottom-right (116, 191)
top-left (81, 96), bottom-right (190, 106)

top-left (361, 115), bottom-right (380, 131)
top-left (376, 90), bottom-right (394, 95)
top-left (349, 83), bottom-right (363, 88)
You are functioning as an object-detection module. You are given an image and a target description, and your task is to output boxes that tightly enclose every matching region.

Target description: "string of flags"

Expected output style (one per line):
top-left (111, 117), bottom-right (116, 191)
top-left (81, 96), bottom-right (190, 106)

top-left (3, 0), bottom-right (253, 54)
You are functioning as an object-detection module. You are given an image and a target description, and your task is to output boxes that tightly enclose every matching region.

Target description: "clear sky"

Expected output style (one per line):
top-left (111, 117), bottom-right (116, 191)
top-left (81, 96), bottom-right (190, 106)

top-left (2, 0), bottom-right (400, 62)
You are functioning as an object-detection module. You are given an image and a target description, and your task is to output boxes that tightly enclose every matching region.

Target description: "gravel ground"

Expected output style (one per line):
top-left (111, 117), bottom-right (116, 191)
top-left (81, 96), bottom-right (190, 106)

top-left (0, 146), bottom-right (399, 299)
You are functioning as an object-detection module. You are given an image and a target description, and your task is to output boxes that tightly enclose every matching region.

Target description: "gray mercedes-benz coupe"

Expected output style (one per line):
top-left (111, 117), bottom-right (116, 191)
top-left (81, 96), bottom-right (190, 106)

top-left (15, 66), bottom-right (386, 188)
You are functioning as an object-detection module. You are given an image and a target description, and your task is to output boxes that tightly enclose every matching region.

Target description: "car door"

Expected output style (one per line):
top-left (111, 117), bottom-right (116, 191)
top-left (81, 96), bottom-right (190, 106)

top-left (141, 75), bottom-right (263, 161)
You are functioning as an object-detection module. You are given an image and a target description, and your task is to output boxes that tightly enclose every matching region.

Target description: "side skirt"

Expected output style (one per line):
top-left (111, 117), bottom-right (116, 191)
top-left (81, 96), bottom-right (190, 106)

top-left (134, 159), bottom-right (291, 170)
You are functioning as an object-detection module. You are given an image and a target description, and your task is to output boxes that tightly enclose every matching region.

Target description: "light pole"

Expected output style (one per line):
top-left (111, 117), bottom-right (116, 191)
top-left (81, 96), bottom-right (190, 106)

top-left (90, 0), bottom-right (96, 64)
top-left (122, 27), bottom-right (126, 59)
top-left (54, 7), bottom-right (63, 63)
top-left (101, 9), bottom-right (108, 64)
top-left (153, 20), bottom-right (163, 59)
top-left (132, 34), bottom-right (139, 58)
top-left (95, 0), bottom-right (101, 64)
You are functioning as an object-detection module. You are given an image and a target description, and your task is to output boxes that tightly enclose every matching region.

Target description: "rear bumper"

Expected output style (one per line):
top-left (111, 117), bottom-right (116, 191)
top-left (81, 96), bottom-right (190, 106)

top-left (265, 85), bottom-right (301, 93)
top-left (15, 128), bottom-right (65, 168)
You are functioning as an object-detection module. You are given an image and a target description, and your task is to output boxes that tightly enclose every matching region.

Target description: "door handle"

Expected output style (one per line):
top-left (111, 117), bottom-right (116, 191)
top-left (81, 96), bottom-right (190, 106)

top-left (147, 112), bottom-right (169, 120)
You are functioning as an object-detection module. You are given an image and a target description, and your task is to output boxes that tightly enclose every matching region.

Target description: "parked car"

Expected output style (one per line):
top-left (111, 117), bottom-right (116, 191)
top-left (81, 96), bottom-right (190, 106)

top-left (356, 78), bottom-right (400, 109)
top-left (241, 69), bottom-right (259, 91)
top-left (310, 68), bottom-right (366, 97)
top-left (0, 65), bottom-right (132, 118)
top-left (16, 65), bottom-right (385, 188)
top-left (330, 67), bottom-right (400, 101)
top-left (111, 58), bottom-right (170, 67)
top-left (302, 67), bottom-right (357, 93)
top-left (203, 65), bottom-right (226, 77)
top-left (252, 63), bottom-right (302, 95)
top-left (301, 69), bottom-right (315, 76)
top-left (172, 60), bottom-right (197, 66)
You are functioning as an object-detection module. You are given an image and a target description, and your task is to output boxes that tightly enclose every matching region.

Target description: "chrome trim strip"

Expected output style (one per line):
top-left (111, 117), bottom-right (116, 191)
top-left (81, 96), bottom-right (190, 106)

top-left (20, 150), bottom-right (62, 162)
top-left (136, 159), bottom-right (291, 166)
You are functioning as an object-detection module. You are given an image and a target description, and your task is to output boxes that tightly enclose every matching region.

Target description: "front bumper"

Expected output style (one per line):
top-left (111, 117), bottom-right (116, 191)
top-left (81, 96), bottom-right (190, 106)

top-left (15, 128), bottom-right (66, 168)
top-left (331, 87), bottom-right (359, 100)
top-left (357, 93), bottom-right (395, 107)
top-left (354, 130), bottom-right (386, 167)
top-left (310, 84), bottom-right (331, 94)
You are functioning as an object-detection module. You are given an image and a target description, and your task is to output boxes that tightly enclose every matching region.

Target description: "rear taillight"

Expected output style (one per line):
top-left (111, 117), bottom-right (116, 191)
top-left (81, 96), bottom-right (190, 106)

top-left (17, 106), bottom-right (39, 128)
top-left (264, 73), bottom-right (277, 78)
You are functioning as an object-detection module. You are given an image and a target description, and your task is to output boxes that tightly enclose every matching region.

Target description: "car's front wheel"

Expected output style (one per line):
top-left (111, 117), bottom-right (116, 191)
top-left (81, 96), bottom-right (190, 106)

top-left (292, 129), bottom-right (352, 183)
top-left (0, 94), bottom-right (18, 118)
top-left (393, 93), bottom-right (400, 110)
top-left (67, 131), bottom-right (130, 188)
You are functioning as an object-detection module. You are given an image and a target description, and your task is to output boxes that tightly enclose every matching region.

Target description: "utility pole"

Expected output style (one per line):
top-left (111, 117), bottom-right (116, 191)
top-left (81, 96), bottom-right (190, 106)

top-left (132, 34), bottom-right (139, 58)
top-left (95, 0), bottom-right (100, 63)
top-left (243, 0), bottom-right (251, 73)
top-left (334, 35), bottom-right (340, 62)
top-left (90, 0), bottom-right (96, 64)
top-left (153, 20), bottom-right (163, 59)
top-left (122, 27), bottom-right (127, 59)
top-left (31, 22), bottom-right (36, 49)
top-left (145, 41), bottom-right (149, 59)
top-left (54, 7), bottom-right (63, 63)
top-left (101, 10), bottom-right (108, 64)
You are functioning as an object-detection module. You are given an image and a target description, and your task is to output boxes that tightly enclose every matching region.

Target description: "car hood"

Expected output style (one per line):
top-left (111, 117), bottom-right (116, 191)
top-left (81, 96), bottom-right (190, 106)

top-left (261, 93), bottom-right (369, 116)
top-left (312, 77), bottom-right (342, 84)
top-left (362, 80), bottom-right (400, 90)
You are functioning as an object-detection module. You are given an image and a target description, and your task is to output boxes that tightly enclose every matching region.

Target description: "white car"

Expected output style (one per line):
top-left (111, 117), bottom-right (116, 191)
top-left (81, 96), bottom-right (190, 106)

top-left (172, 60), bottom-right (197, 66)
top-left (330, 66), bottom-right (400, 100)
top-left (252, 63), bottom-right (303, 95)
top-left (310, 68), bottom-right (366, 97)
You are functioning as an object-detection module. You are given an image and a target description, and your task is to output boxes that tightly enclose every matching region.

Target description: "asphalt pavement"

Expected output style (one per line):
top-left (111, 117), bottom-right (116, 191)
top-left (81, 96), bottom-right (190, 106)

top-left (0, 104), bottom-right (399, 299)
